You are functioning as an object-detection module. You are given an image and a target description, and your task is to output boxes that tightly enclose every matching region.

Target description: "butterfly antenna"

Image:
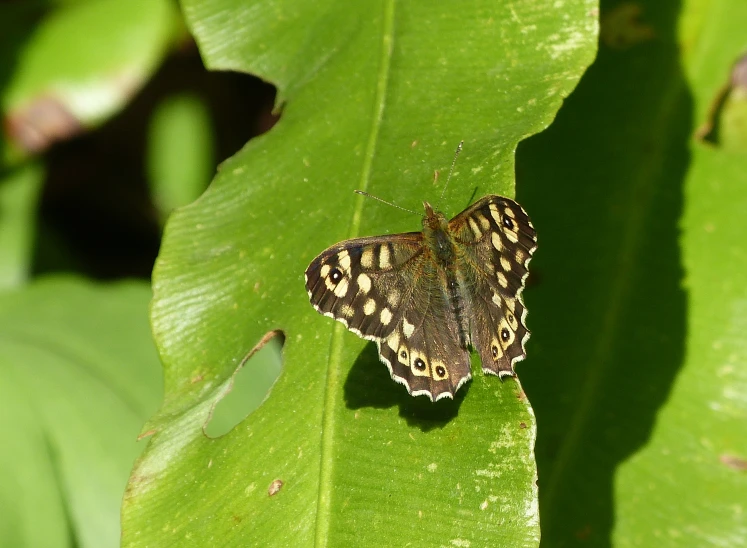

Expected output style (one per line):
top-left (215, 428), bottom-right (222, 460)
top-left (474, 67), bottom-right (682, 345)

top-left (354, 190), bottom-right (421, 217)
top-left (439, 140), bottom-right (464, 201)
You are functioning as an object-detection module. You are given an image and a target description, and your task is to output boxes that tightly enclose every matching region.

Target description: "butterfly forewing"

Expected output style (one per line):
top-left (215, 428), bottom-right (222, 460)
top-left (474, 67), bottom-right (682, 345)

top-left (305, 194), bottom-right (537, 401)
top-left (305, 234), bottom-right (424, 340)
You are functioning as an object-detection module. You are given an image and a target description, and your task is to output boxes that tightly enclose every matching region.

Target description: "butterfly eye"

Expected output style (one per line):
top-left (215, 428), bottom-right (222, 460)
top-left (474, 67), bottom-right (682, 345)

top-left (500, 327), bottom-right (511, 341)
top-left (400, 349), bottom-right (408, 360)
top-left (502, 216), bottom-right (515, 230)
top-left (491, 345), bottom-right (499, 358)
top-left (329, 268), bottom-right (343, 283)
top-left (433, 365), bottom-right (448, 380)
top-left (414, 358), bottom-right (427, 371)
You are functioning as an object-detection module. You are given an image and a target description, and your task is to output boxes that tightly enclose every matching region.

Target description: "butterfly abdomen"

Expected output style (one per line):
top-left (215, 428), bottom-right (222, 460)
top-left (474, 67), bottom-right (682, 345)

top-left (446, 275), bottom-right (470, 350)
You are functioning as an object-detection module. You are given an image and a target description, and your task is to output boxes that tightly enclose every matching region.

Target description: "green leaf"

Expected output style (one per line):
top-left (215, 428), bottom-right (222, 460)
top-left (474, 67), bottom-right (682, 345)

top-left (146, 93), bottom-right (215, 224)
top-left (122, 1), bottom-right (597, 546)
top-left (517, 0), bottom-right (747, 546)
top-left (0, 277), bottom-right (162, 548)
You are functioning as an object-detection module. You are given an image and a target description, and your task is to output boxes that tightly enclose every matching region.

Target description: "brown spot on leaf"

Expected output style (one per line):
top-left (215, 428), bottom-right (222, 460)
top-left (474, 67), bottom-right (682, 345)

top-left (268, 479), bottom-right (284, 496)
top-left (720, 454), bottom-right (747, 471)
top-left (190, 373), bottom-right (204, 384)
top-left (137, 429), bottom-right (157, 441)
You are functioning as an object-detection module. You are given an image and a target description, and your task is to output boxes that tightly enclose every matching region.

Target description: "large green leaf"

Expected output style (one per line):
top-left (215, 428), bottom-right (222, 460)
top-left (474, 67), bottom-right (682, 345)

top-left (517, 0), bottom-right (747, 546)
top-left (122, 0), bottom-right (597, 546)
top-left (0, 278), bottom-right (162, 548)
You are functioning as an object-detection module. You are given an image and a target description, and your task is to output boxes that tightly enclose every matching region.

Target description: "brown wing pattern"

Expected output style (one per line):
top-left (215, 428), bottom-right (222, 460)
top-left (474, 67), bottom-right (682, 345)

top-left (305, 234), bottom-right (423, 340)
top-left (449, 195), bottom-right (538, 377)
top-left (375, 262), bottom-right (472, 401)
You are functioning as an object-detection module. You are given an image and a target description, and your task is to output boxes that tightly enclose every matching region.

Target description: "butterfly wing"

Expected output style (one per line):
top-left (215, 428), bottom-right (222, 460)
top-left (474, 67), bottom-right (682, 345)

top-left (449, 195), bottom-right (538, 377)
top-left (305, 234), bottom-right (472, 400)
top-left (375, 280), bottom-right (473, 400)
top-left (305, 234), bottom-right (423, 340)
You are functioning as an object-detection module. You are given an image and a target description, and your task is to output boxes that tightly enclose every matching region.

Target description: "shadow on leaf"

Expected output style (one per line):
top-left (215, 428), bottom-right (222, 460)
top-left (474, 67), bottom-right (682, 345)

top-left (516, 0), bottom-right (690, 544)
top-left (343, 342), bottom-right (469, 431)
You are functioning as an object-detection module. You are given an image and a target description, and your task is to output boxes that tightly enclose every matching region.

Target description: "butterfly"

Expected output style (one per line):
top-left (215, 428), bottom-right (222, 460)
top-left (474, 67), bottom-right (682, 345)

top-left (304, 195), bottom-right (537, 401)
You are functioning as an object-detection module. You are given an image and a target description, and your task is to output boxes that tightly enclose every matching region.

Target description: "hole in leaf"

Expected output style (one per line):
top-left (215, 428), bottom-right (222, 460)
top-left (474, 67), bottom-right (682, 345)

top-left (205, 334), bottom-right (283, 438)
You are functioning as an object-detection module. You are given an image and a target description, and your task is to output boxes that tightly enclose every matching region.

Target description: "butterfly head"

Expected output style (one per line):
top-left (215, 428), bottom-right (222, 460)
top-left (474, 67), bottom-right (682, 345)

top-left (422, 202), bottom-right (455, 264)
top-left (422, 202), bottom-right (448, 232)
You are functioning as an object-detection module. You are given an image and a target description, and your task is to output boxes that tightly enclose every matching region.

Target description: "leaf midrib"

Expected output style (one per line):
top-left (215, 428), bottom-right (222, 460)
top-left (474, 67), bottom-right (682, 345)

top-left (313, 1), bottom-right (397, 545)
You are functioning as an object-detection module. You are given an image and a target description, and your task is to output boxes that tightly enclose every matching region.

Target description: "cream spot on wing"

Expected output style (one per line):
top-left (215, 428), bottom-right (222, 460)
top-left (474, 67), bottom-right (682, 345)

top-left (492, 291), bottom-right (502, 306)
top-left (497, 272), bottom-right (508, 288)
top-left (379, 245), bottom-right (391, 268)
top-left (500, 256), bottom-right (512, 271)
top-left (387, 331), bottom-right (400, 351)
top-left (387, 289), bottom-right (400, 307)
top-left (476, 212), bottom-right (491, 231)
top-left (504, 207), bottom-right (516, 218)
top-left (468, 217), bottom-right (482, 238)
top-left (515, 249), bottom-right (526, 264)
top-left (341, 304), bottom-right (355, 318)
top-left (364, 298), bottom-right (376, 315)
top-left (504, 297), bottom-right (516, 312)
top-left (505, 230), bottom-right (519, 244)
top-left (338, 250), bottom-right (351, 272)
top-left (357, 273), bottom-right (371, 294)
top-left (380, 307), bottom-right (393, 326)
top-left (332, 277), bottom-right (349, 297)
top-left (402, 317), bottom-right (415, 338)
top-left (491, 232), bottom-right (502, 251)
top-left (320, 264), bottom-right (330, 278)
top-left (489, 203), bottom-right (501, 225)
top-left (361, 248), bottom-right (375, 269)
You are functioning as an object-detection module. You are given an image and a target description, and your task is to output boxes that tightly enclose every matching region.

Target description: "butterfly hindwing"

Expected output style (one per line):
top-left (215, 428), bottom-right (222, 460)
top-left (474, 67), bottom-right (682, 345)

top-left (376, 263), bottom-right (472, 400)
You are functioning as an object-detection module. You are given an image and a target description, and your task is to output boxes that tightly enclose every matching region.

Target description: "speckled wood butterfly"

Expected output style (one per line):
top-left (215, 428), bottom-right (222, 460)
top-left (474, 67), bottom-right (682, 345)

top-left (305, 193), bottom-right (537, 401)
